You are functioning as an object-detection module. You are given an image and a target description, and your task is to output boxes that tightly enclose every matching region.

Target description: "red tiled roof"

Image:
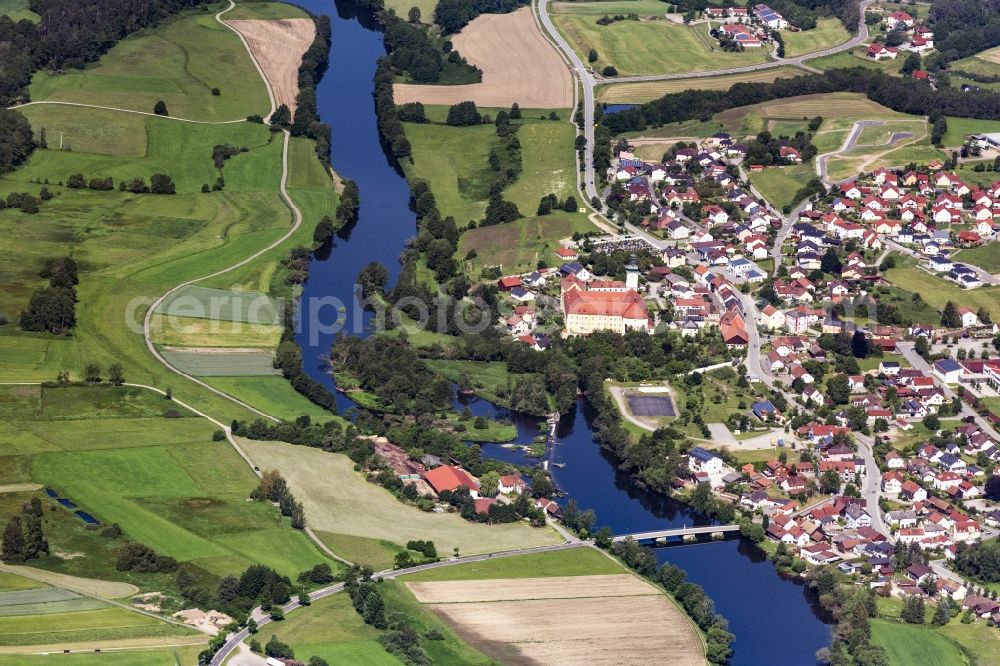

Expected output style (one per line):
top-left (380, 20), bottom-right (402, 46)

top-left (423, 465), bottom-right (480, 494)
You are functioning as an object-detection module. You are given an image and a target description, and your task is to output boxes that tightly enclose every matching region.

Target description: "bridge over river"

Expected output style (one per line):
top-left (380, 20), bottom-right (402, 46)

top-left (613, 525), bottom-right (741, 542)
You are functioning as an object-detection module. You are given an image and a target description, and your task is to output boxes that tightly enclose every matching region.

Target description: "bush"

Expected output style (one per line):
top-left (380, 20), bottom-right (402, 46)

top-left (153, 100), bottom-right (168, 116)
top-left (601, 65), bottom-right (618, 76)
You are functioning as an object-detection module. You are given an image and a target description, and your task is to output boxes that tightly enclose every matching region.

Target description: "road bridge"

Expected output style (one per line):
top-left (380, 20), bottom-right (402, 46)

top-left (613, 525), bottom-right (740, 542)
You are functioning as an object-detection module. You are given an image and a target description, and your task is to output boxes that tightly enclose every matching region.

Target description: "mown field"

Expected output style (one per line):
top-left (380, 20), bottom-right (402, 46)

top-left (28, 10), bottom-right (269, 121)
top-left (748, 164), bottom-right (815, 212)
top-left (0, 385), bottom-right (335, 586)
top-left (597, 67), bottom-right (805, 103)
top-left (0, 646), bottom-right (206, 665)
top-left (239, 439), bottom-right (563, 556)
top-left (550, 1), bottom-right (770, 76)
top-left (780, 18), bottom-right (850, 57)
top-left (0, 606), bottom-right (195, 647)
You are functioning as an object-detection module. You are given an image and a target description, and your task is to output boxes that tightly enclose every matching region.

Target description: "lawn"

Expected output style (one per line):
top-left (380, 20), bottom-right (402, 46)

top-left (28, 10), bottom-right (269, 121)
top-left (748, 164), bottom-right (814, 212)
top-left (551, 7), bottom-right (770, 76)
top-left (885, 259), bottom-right (1000, 320)
top-left (0, 0), bottom-right (37, 21)
top-left (403, 546), bottom-right (622, 582)
top-left (239, 439), bottom-right (563, 557)
top-left (870, 619), bottom-right (966, 666)
top-left (781, 18), bottom-right (851, 58)
top-left (805, 47), bottom-right (904, 74)
top-left (597, 68), bottom-right (805, 103)
top-left (953, 241), bottom-right (1000, 274)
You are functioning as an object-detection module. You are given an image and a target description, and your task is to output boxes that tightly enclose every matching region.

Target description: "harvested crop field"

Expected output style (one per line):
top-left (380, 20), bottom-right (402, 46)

top-left (408, 574), bottom-right (703, 665)
top-left (226, 18), bottom-right (316, 113)
top-left (394, 8), bottom-right (572, 108)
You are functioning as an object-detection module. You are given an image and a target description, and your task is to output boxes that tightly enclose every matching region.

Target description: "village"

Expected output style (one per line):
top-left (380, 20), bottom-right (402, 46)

top-left (435, 119), bottom-right (1000, 619)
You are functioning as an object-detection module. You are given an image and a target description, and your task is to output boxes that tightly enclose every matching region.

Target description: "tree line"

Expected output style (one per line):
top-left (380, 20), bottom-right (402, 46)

top-left (1, 498), bottom-right (49, 564)
top-left (433, 0), bottom-right (528, 34)
top-left (598, 67), bottom-right (1000, 137)
top-left (0, 109), bottom-right (34, 174)
top-left (291, 14), bottom-right (333, 166)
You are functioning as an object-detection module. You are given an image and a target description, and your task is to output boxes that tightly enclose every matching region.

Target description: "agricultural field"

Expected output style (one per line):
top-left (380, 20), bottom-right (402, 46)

top-left (0, 385), bottom-right (335, 585)
top-left (950, 46), bottom-right (1000, 80)
top-left (884, 256), bottom-right (1000, 320)
top-left (717, 93), bottom-right (915, 134)
top-left (0, 105), bottom-right (335, 421)
top-left (781, 18), bottom-right (851, 58)
top-left (239, 439), bottom-right (563, 558)
top-left (313, 532), bottom-right (403, 571)
top-left (404, 546), bottom-right (623, 581)
top-left (748, 164), bottom-right (815, 212)
top-left (0, 645), bottom-right (206, 665)
top-left (160, 348), bottom-right (281, 376)
top-left (394, 8), bottom-right (572, 108)
top-left (28, 10), bottom-right (269, 121)
top-left (551, 2), bottom-right (771, 76)
top-left (0, 606), bottom-right (196, 647)
top-left (953, 241), bottom-right (1000, 274)
top-left (148, 314), bottom-right (284, 348)
top-left (597, 67), bottom-right (805, 103)
top-left (405, 568), bottom-right (703, 665)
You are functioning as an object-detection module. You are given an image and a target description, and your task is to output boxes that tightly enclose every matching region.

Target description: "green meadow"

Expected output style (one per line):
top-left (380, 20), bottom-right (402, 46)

top-left (0, 384), bottom-right (336, 586)
top-left (551, 2), bottom-right (770, 76)
top-left (402, 107), bottom-right (596, 274)
top-left (28, 10), bottom-right (269, 121)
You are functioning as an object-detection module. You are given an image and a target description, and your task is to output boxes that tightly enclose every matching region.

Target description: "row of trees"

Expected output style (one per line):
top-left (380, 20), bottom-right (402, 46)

top-left (610, 539), bottom-right (734, 664)
top-left (0, 109), bottom-right (34, 174)
top-left (599, 67), bottom-right (1000, 137)
top-left (292, 15), bottom-right (333, 165)
top-left (66, 172), bottom-right (176, 194)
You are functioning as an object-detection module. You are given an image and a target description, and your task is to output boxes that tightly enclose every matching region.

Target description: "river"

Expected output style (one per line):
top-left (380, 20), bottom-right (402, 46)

top-left (286, 0), bottom-right (833, 662)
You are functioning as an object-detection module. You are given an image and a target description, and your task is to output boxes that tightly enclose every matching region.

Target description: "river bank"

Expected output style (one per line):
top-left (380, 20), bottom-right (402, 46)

top-left (283, 0), bottom-right (835, 662)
